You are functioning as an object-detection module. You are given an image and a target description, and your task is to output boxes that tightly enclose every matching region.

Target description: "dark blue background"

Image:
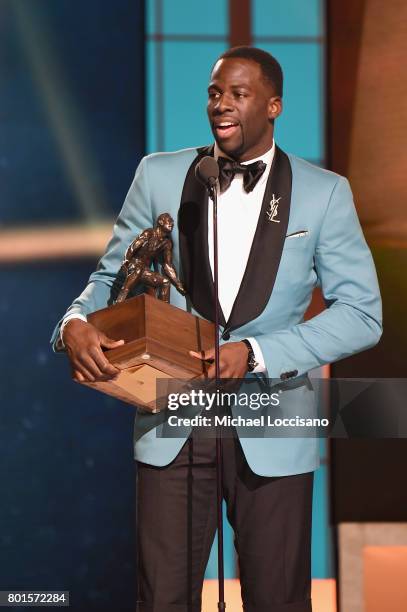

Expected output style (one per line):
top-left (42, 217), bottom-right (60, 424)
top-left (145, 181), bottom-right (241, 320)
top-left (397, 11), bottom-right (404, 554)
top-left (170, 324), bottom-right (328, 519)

top-left (0, 0), bottom-right (144, 226)
top-left (0, 0), bottom-right (145, 609)
top-left (1, 262), bottom-right (139, 611)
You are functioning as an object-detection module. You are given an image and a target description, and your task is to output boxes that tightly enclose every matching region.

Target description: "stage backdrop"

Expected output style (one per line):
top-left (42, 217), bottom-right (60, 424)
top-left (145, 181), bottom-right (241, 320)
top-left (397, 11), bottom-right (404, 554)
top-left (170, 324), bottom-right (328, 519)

top-left (328, 1), bottom-right (407, 610)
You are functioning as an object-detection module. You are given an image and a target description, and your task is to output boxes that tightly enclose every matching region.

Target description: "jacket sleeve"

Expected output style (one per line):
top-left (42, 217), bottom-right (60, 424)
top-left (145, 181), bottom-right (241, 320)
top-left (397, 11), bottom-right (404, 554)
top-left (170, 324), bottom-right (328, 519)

top-left (50, 156), bottom-right (153, 351)
top-left (254, 176), bottom-right (383, 379)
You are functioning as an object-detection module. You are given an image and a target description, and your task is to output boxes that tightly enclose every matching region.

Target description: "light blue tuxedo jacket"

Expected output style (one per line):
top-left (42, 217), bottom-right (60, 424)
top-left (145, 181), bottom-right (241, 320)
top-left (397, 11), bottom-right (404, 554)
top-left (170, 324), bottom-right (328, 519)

top-left (50, 145), bottom-right (382, 476)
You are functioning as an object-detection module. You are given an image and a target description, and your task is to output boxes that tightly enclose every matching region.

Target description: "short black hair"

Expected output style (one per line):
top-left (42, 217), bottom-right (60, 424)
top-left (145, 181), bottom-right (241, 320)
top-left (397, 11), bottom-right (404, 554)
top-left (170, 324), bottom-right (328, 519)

top-left (215, 46), bottom-right (283, 97)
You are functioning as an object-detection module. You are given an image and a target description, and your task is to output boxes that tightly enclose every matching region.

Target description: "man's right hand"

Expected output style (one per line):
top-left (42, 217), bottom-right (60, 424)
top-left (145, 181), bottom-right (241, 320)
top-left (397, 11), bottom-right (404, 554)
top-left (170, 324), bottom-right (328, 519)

top-left (63, 319), bottom-right (125, 383)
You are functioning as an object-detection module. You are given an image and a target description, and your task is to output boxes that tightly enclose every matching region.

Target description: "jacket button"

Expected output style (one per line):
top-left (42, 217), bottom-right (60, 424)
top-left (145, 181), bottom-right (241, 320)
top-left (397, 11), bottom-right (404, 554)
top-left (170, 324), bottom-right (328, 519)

top-left (222, 331), bottom-right (230, 340)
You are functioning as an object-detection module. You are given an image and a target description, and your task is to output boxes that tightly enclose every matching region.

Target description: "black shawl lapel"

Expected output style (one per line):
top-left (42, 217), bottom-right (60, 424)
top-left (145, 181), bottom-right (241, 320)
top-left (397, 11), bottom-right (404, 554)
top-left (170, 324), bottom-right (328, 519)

top-left (224, 145), bottom-right (292, 333)
top-left (178, 145), bottom-right (227, 326)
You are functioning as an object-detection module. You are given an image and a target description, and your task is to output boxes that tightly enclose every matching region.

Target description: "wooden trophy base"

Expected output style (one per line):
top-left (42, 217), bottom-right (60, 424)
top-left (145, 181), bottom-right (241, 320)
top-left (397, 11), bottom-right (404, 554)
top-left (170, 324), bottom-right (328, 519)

top-left (80, 294), bottom-right (215, 412)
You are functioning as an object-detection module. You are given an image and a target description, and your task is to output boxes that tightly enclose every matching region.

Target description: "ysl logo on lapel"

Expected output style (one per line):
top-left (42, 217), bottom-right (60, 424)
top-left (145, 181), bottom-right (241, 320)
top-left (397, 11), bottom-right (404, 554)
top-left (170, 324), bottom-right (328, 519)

top-left (266, 194), bottom-right (281, 223)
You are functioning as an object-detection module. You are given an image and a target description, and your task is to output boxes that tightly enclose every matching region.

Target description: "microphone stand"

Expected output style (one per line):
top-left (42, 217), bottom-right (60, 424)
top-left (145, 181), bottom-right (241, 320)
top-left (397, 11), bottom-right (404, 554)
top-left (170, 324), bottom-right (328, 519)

top-left (208, 180), bottom-right (226, 612)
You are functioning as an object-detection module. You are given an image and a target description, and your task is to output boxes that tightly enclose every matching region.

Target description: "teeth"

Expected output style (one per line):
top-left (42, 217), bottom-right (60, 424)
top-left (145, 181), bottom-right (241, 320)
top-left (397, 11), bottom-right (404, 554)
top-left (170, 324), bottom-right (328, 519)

top-left (219, 122), bottom-right (235, 127)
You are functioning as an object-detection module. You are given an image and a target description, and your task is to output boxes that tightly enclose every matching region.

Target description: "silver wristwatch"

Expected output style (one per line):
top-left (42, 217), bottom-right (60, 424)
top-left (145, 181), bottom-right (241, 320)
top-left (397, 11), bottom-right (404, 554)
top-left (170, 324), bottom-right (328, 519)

top-left (241, 339), bottom-right (259, 372)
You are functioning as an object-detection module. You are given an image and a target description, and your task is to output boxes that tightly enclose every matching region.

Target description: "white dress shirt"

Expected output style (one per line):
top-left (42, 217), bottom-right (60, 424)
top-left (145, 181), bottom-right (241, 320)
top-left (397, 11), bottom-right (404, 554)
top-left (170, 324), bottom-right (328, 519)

top-left (208, 141), bottom-right (275, 373)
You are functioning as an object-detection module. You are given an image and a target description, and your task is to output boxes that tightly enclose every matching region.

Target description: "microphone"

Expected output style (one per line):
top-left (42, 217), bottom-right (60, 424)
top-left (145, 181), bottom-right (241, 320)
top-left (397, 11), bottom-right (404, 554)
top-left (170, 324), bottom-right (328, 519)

top-left (195, 156), bottom-right (219, 190)
top-left (195, 154), bottom-right (226, 610)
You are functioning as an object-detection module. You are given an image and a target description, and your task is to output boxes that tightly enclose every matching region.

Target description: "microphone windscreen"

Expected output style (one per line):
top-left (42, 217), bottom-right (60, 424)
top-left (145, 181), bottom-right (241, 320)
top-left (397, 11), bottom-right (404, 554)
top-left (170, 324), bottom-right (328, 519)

top-left (195, 156), bottom-right (219, 186)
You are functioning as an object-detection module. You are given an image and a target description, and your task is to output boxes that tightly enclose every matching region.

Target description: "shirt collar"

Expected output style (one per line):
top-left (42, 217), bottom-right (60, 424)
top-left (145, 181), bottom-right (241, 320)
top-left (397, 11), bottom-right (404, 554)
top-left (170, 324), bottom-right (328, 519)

top-left (214, 140), bottom-right (275, 170)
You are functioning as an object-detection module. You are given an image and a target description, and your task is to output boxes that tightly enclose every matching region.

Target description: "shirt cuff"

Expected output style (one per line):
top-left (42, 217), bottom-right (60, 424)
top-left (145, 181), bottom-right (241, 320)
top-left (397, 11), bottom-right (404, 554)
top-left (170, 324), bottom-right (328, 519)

top-left (59, 313), bottom-right (87, 348)
top-left (246, 337), bottom-right (267, 374)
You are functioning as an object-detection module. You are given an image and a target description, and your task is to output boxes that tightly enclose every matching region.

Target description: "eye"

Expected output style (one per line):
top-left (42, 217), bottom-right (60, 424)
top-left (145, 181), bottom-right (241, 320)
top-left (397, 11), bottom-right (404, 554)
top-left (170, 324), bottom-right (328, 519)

top-left (208, 91), bottom-right (220, 100)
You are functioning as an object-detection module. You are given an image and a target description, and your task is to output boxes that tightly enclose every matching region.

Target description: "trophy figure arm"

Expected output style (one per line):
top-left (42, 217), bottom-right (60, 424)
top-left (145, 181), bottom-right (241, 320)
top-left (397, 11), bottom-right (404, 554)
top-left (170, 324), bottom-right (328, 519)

top-left (123, 232), bottom-right (149, 264)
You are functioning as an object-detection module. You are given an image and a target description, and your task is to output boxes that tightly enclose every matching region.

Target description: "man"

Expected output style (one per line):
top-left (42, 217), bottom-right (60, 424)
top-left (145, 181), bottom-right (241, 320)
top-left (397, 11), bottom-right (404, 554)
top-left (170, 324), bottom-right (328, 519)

top-left (51, 47), bottom-right (382, 611)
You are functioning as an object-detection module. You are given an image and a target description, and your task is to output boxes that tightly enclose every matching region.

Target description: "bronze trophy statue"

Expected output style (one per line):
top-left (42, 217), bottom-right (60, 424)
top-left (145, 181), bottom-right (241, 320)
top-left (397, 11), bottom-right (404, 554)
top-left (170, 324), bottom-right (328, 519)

top-left (116, 213), bottom-right (186, 303)
top-left (78, 213), bottom-right (214, 412)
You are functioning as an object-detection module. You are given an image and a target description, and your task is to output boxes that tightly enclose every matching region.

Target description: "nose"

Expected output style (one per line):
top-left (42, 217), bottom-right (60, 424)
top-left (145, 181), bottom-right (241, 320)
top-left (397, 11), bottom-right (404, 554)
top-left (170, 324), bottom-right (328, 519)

top-left (213, 92), bottom-right (234, 114)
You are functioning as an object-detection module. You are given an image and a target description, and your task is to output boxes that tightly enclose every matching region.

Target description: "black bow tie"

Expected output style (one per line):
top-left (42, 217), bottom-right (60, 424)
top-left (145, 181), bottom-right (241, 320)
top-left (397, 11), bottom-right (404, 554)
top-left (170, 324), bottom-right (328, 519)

top-left (217, 157), bottom-right (267, 194)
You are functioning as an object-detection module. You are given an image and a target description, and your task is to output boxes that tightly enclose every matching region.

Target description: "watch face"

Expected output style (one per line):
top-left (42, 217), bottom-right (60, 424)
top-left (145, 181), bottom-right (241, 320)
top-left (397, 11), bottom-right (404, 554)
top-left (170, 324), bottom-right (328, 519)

top-left (248, 356), bottom-right (258, 371)
top-left (242, 339), bottom-right (258, 371)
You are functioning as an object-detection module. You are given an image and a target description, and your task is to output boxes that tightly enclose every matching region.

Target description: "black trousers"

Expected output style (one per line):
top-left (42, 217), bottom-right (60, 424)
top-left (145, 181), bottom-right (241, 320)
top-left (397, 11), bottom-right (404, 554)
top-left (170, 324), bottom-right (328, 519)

top-left (136, 434), bottom-right (313, 612)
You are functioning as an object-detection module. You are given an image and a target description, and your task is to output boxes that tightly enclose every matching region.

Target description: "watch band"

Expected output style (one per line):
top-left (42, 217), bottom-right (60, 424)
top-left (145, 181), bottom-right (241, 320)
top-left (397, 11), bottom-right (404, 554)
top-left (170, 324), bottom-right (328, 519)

top-left (241, 339), bottom-right (259, 372)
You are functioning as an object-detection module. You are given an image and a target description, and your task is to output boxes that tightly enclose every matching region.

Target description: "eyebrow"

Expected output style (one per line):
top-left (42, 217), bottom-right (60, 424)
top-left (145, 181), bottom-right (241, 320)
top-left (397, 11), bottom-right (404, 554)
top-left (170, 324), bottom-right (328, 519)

top-left (207, 83), bottom-right (252, 91)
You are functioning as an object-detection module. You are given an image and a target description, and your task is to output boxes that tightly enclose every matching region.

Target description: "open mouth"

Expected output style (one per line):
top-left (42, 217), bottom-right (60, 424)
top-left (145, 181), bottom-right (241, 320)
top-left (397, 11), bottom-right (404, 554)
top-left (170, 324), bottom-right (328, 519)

top-left (214, 121), bottom-right (240, 139)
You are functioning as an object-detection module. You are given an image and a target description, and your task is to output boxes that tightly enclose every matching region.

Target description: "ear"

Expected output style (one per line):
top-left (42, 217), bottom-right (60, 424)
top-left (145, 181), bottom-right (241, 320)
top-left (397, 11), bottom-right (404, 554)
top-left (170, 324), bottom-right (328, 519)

top-left (267, 96), bottom-right (282, 121)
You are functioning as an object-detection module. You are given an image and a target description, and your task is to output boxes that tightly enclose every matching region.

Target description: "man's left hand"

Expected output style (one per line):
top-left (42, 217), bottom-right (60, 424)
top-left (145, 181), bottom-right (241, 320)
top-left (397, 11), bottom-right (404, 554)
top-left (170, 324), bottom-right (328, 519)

top-left (190, 342), bottom-right (248, 378)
